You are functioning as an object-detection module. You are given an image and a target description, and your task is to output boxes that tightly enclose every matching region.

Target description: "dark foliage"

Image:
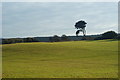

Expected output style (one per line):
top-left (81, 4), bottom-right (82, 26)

top-left (2, 37), bottom-right (39, 44)
top-left (2, 38), bottom-right (23, 44)
top-left (94, 31), bottom-right (118, 40)
top-left (50, 35), bottom-right (61, 42)
top-left (23, 37), bottom-right (37, 42)
top-left (115, 34), bottom-right (120, 40)
top-left (102, 31), bottom-right (117, 39)
top-left (76, 30), bottom-right (80, 36)
top-left (94, 36), bottom-right (103, 40)
top-left (61, 35), bottom-right (69, 41)
top-left (2, 31), bottom-right (119, 44)
top-left (50, 35), bottom-right (70, 42)
top-left (75, 20), bottom-right (87, 29)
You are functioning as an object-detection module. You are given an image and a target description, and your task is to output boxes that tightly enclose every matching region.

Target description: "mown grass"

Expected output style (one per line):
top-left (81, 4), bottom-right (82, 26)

top-left (2, 40), bottom-right (118, 78)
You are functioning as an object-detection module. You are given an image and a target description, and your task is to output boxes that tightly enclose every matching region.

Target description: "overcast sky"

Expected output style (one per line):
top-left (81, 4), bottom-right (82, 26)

top-left (2, 2), bottom-right (118, 38)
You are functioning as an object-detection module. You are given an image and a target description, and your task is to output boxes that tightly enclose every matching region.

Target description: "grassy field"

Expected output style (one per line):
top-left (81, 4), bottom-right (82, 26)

top-left (2, 40), bottom-right (118, 78)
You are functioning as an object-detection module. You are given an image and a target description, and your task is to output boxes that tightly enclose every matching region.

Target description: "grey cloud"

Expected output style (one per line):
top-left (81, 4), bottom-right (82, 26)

top-left (2, 2), bottom-right (118, 38)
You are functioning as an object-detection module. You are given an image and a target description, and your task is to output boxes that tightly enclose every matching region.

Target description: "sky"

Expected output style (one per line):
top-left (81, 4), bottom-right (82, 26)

top-left (2, 2), bottom-right (118, 38)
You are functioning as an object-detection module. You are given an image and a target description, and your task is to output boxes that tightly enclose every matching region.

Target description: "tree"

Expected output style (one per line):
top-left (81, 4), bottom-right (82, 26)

top-left (75, 20), bottom-right (87, 36)
top-left (2, 39), bottom-right (13, 44)
top-left (23, 37), bottom-right (34, 42)
top-left (51, 35), bottom-right (60, 42)
top-left (61, 34), bottom-right (69, 41)
top-left (102, 31), bottom-right (117, 39)
top-left (94, 36), bottom-right (103, 40)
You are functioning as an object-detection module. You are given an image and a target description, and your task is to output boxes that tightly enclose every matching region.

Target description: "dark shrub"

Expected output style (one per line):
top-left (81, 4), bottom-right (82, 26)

top-left (102, 31), bottom-right (117, 39)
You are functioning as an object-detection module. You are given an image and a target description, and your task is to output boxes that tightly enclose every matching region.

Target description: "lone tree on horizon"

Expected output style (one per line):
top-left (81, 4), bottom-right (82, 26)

top-left (75, 20), bottom-right (87, 36)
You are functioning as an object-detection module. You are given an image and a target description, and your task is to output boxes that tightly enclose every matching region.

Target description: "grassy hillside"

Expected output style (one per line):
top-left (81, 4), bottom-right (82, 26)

top-left (2, 40), bottom-right (118, 78)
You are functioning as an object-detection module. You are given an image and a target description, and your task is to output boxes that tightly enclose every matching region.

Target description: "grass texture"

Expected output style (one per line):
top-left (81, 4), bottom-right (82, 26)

top-left (2, 40), bottom-right (118, 78)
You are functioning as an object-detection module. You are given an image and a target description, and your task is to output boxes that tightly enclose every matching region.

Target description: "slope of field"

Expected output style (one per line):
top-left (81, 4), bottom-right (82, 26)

top-left (2, 40), bottom-right (118, 78)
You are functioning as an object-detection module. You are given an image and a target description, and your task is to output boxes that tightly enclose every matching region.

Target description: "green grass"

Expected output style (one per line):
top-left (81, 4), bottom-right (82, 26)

top-left (2, 40), bottom-right (118, 78)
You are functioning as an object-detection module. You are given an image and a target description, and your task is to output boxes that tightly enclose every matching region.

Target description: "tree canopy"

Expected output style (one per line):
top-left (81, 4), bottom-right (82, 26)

top-left (75, 20), bottom-right (87, 29)
top-left (102, 31), bottom-right (117, 39)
